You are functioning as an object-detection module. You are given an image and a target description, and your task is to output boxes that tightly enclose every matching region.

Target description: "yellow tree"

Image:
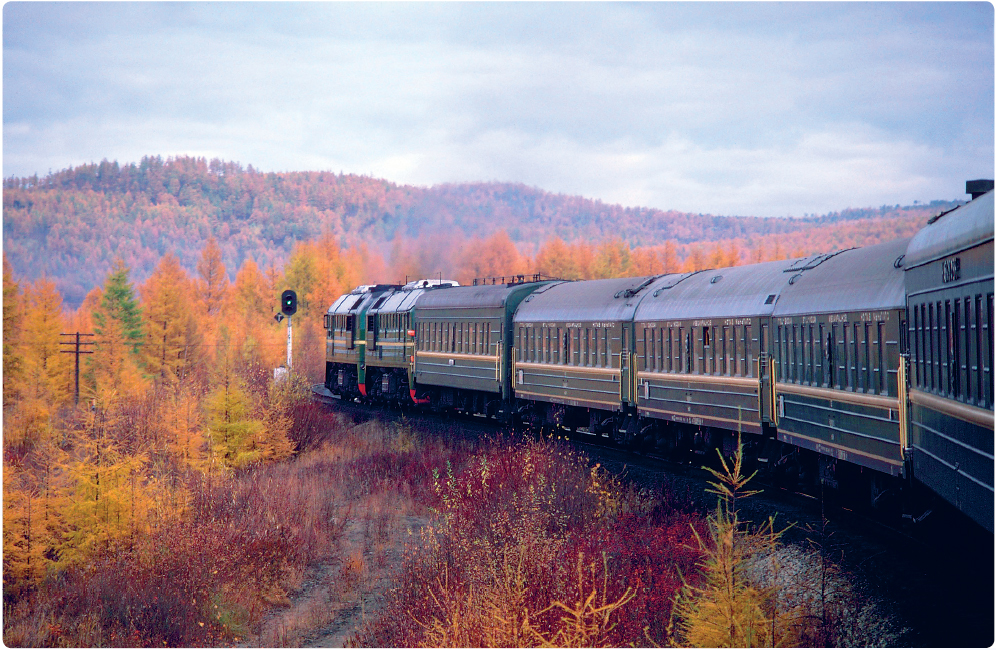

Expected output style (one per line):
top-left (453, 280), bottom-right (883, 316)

top-left (58, 402), bottom-right (151, 567)
top-left (6, 278), bottom-right (72, 452)
top-left (3, 437), bottom-right (68, 590)
top-left (457, 231), bottom-right (525, 283)
top-left (196, 237), bottom-right (229, 319)
top-left (227, 258), bottom-right (282, 373)
top-left (592, 239), bottom-right (633, 279)
top-left (534, 237), bottom-right (581, 280)
top-left (3, 257), bottom-right (23, 405)
top-left (203, 376), bottom-right (264, 469)
top-left (140, 253), bottom-right (200, 387)
top-left (683, 245), bottom-right (708, 272)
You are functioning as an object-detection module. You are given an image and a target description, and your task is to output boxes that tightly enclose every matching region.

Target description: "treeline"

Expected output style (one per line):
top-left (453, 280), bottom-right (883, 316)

top-left (1, 233), bottom-right (380, 612)
top-left (3, 156), bottom-right (957, 308)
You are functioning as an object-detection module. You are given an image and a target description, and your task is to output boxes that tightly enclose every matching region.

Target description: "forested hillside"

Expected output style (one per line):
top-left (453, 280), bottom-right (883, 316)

top-left (3, 155), bottom-right (959, 308)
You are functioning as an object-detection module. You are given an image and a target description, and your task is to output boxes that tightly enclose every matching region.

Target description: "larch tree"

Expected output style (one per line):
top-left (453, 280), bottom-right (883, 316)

top-left (203, 376), bottom-right (264, 470)
top-left (228, 258), bottom-right (282, 372)
top-left (457, 230), bottom-right (525, 283)
top-left (3, 257), bottom-right (24, 405)
top-left (20, 277), bottom-right (73, 406)
top-left (534, 237), bottom-right (581, 280)
top-left (196, 237), bottom-right (229, 319)
top-left (592, 238), bottom-right (633, 279)
top-left (683, 245), bottom-right (708, 272)
top-left (58, 404), bottom-right (151, 567)
top-left (140, 252), bottom-right (198, 387)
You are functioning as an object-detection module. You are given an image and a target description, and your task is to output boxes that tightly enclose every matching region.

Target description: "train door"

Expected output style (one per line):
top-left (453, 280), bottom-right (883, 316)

top-left (758, 319), bottom-right (775, 426)
top-left (620, 325), bottom-right (632, 404)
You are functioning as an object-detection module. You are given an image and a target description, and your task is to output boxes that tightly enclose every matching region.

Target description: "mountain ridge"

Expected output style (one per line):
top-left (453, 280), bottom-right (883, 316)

top-left (2, 155), bottom-right (961, 308)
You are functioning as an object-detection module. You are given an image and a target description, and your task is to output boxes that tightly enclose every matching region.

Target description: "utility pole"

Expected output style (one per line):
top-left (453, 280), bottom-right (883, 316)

top-left (60, 332), bottom-right (94, 406)
top-left (286, 314), bottom-right (293, 369)
top-left (280, 290), bottom-right (297, 370)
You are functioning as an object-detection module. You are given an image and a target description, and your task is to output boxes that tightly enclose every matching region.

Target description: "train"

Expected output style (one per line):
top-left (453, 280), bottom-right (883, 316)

top-left (323, 182), bottom-right (994, 533)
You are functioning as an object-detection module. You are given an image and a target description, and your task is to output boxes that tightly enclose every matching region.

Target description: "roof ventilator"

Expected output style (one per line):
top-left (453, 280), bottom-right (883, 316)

top-left (652, 271), bottom-right (702, 297)
top-left (615, 275), bottom-right (660, 299)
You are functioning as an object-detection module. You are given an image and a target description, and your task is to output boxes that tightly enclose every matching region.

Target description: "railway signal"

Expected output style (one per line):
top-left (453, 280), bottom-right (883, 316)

top-left (281, 290), bottom-right (297, 316)
top-left (280, 290), bottom-right (296, 369)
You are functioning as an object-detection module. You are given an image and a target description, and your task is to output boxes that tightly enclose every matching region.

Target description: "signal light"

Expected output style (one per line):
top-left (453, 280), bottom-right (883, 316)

top-left (281, 290), bottom-right (297, 316)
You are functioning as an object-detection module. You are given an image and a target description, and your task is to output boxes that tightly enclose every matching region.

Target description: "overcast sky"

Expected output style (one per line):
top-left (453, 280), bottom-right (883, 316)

top-left (3, 2), bottom-right (993, 217)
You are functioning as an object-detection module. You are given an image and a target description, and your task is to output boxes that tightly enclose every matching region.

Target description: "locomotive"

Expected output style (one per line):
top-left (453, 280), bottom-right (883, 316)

top-left (324, 183), bottom-right (994, 533)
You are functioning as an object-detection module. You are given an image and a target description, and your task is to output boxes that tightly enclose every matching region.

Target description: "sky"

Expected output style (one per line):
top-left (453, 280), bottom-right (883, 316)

top-left (3, 1), bottom-right (993, 217)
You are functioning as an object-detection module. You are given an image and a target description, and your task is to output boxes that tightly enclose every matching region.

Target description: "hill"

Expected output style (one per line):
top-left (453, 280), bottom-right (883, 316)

top-left (2, 155), bottom-right (960, 308)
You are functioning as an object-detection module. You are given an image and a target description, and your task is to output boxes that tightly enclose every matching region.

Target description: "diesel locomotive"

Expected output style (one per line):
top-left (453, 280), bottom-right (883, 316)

top-left (324, 183), bottom-right (994, 533)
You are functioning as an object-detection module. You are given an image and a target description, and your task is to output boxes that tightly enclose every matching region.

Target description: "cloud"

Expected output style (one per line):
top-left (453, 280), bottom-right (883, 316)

top-left (3, 2), bottom-right (992, 217)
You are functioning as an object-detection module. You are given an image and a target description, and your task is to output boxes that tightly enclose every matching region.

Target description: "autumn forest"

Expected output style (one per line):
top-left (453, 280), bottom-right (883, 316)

top-left (2, 156), bottom-right (952, 645)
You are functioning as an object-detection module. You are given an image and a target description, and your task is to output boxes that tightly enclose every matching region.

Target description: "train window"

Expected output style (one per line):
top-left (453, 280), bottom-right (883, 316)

top-left (826, 327), bottom-right (835, 388)
top-left (800, 325), bottom-right (806, 384)
top-left (975, 296), bottom-right (984, 405)
top-left (929, 302), bottom-right (937, 391)
top-left (816, 324), bottom-right (824, 386)
top-left (877, 322), bottom-right (885, 395)
top-left (849, 323), bottom-right (858, 391)
top-left (676, 327), bottom-right (683, 373)
top-left (807, 324), bottom-right (815, 385)
top-left (797, 325), bottom-right (804, 383)
top-left (953, 303), bottom-right (963, 400)
top-left (839, 325), bottom-right (848, 390)
top-left (795, 325), bottom-right (802, 384)
top-left (728, 326), bottom-right (736, 376)
top-left (720, 327), bottom-right (726, 375)
top-left (685, 330), bottom-right (692, 374)
top-left (916, 305), bottom-right (920, 388)
top-left (606, 328), bottom-right (612, 367)
top-left (646, 328), bottom-right (653, 372)
top-left (586, 328), bottom-right (593, 367)
top-left (563, 329), bottom-right (570, 365)
top-left (702, 327), bottom-right (710, 374)
top-left (860, 323), bottom-right (868, 393)
top-left (740, 325), bottom-right (747, 376)
top-left (963, 298), bottom-right (972, 402)
top-left (941, 301), bottom-right (950, 397)
top-left (987, 293), bottom-right (994, 408)
top-left (573, 328), bottom-right (580, 365)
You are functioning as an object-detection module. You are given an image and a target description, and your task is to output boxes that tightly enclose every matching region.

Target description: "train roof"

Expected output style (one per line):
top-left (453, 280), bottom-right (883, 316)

top-left (327, 284), bottom-right (399, 315)
top-left (772, 238), bottom-right (910, 316)
top-left (514, 276), bottom-right (662, 323)
top-left (905, 190), bottom-right (995, 269)
top-left (635, 258), bottom-right (799, 322)
top-left (414, 281), bottom-right (549, 312)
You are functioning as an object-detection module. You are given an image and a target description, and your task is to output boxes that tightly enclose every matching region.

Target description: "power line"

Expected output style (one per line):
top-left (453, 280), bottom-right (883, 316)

top-left (59, 332), bottom-right (94, 406)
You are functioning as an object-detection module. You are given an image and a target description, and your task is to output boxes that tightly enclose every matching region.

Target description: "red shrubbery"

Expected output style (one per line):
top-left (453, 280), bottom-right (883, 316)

top-left (355, 435), bottom-right (704, 647)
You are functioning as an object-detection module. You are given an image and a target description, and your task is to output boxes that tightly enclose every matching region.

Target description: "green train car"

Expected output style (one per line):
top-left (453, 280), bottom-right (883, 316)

top-left (905, 187), bottom-right (993, 532)
top-left (412, 280), bottom-right (550, 419)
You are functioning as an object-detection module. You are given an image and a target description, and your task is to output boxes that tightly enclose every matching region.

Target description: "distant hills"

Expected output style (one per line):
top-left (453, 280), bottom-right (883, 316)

top-left (2, 155), bottom-right (960, 309)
